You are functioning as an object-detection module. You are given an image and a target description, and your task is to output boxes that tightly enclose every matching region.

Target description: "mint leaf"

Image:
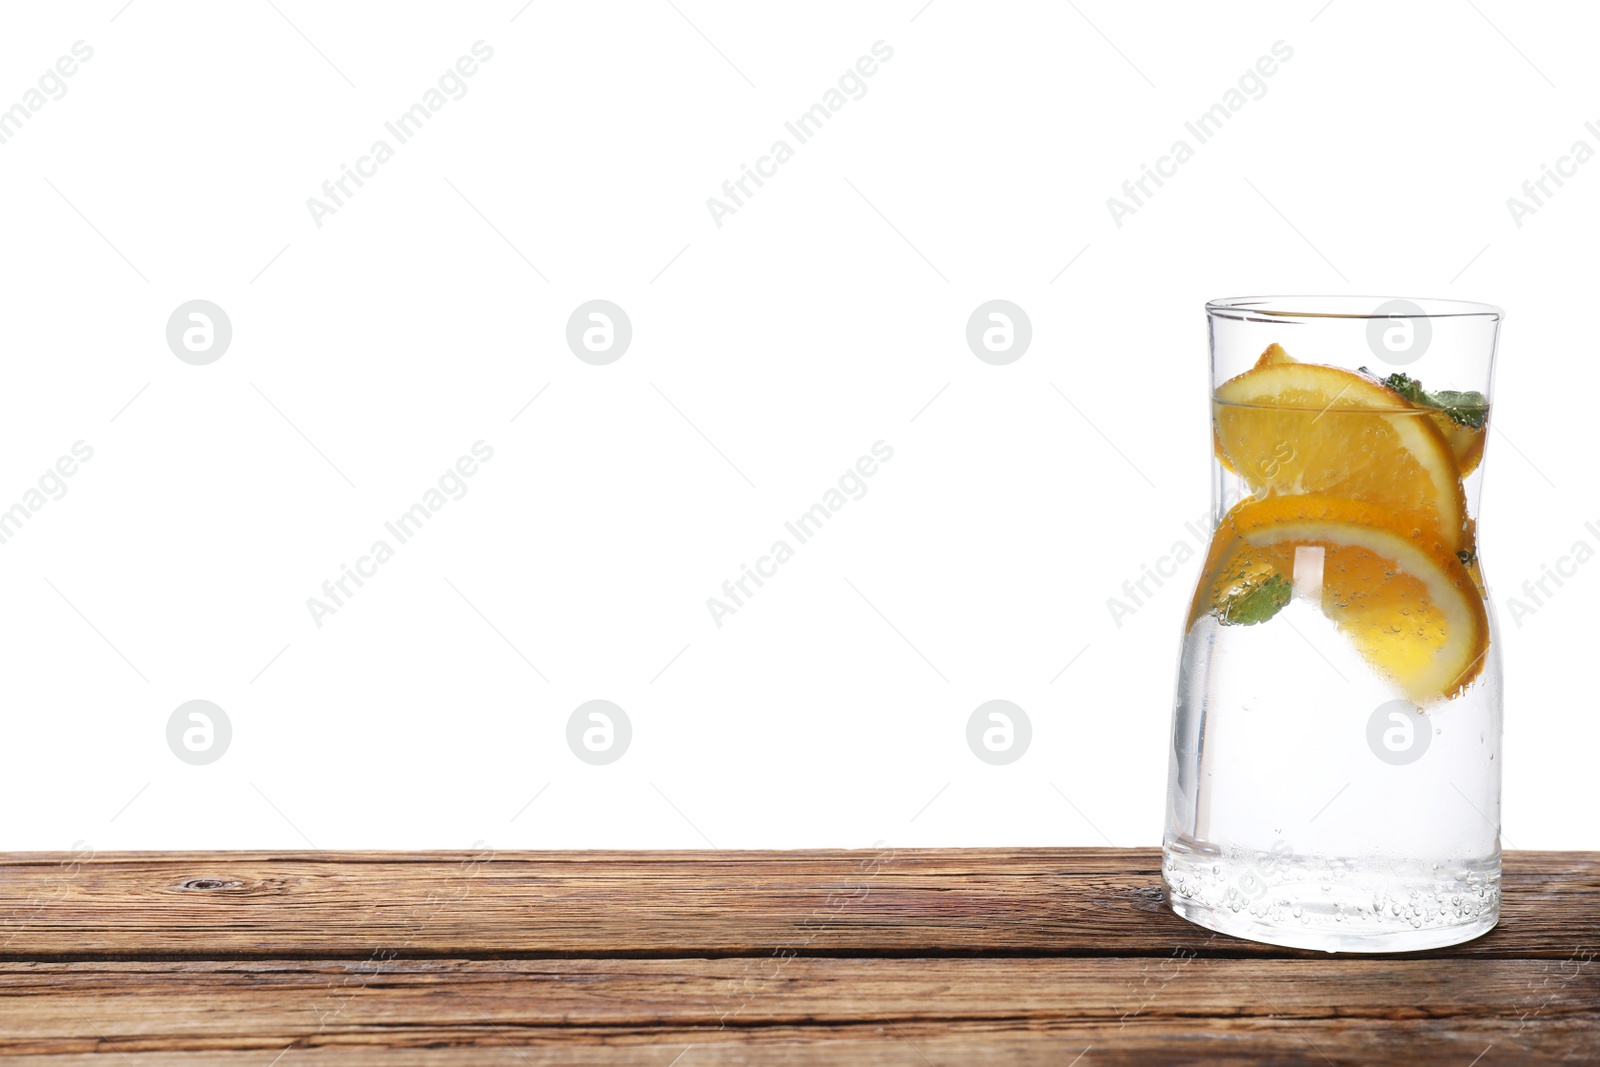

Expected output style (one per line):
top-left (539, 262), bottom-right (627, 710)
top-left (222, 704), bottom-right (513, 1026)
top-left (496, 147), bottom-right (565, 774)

top-left (1359, 368), bottom-right (1488, 428)
top-left (1217, 572), bottom-right (1292, 626)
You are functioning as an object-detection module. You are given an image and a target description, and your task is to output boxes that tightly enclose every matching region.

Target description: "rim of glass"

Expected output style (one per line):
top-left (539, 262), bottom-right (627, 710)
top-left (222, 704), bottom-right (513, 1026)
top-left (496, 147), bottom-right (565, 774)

top-left (1207, 296), bottom-right (1503, 321)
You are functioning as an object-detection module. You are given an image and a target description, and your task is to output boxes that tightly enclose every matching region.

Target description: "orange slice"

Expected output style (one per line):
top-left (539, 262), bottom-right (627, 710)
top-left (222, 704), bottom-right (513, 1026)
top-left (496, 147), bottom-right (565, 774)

top-left (1190, 495), bottom-right (1489, 702)
top-left (1428, 412), bottom-right (1487, 478)
top-left (1214, 345), bottom-right (1295, 476)
top-left (1216, 345), bottom-right (1486, 478)
top-left (1254, 342), bottom-right (1295, 368)
top-left (1214, 360), bottom-right (1467, 553)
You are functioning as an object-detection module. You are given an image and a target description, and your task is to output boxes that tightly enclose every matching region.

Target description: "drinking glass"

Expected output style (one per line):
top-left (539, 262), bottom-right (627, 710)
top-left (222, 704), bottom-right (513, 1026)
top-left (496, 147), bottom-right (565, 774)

top-left (1163, 296), bottom-right (1503, 952)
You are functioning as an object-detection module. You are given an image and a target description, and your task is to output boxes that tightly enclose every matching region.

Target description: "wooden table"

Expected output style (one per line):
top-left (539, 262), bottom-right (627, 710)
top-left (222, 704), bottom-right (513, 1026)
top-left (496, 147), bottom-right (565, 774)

top-left (0, 849), bottom-right (1594, 1064)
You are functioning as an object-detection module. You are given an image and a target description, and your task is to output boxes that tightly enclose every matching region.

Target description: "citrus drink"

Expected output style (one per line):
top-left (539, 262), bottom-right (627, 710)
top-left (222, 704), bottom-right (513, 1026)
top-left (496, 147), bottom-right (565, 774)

top-left (1164, 327), bottom-right (1502, 953)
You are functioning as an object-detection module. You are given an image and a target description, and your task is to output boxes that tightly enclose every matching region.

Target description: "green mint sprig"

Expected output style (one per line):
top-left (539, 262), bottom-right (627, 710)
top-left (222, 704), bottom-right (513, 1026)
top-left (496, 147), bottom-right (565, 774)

top-left (1359, 367), bottom-right (1489, 428)
top-left (1217, 572), bottom-right (1292, 626)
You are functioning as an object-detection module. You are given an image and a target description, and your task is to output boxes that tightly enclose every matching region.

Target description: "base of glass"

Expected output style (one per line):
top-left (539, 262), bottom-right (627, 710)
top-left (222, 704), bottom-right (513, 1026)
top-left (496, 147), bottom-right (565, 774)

top-left (1162, 840), bottom-right (1500, 954)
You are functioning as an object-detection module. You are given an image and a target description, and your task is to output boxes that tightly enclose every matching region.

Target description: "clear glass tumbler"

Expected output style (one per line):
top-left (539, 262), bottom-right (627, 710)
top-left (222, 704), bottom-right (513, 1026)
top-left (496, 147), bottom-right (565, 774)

top-left (1163, 296), bottom-right (1504, 952)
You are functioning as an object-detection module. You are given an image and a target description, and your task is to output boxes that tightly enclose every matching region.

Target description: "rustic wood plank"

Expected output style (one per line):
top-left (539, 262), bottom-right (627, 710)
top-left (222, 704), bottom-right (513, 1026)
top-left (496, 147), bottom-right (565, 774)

top-left (3, 849), bottom-right (1595, 1063)
top-left (0, 1034), bottom-right (1570, 1067)
top-left (6, 844), bottom-right (1593, 966)
top-left (0, 849), bottom-right (1593, 960)
top-left (0, 957), bottom-right (1592, 1064)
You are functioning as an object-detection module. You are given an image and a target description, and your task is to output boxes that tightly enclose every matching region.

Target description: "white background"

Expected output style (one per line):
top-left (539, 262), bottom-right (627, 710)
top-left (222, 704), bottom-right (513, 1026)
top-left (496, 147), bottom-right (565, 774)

top-left (0, 0), bottom-right (1594, 852)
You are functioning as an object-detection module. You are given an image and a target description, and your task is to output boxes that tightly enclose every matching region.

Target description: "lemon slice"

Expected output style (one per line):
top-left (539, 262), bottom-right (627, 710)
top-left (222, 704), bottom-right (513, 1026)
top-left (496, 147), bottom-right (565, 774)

top-left (1215, 360), bottom-right (1467, 553)
top-left (1192, 495), bottom-right (1490, 702)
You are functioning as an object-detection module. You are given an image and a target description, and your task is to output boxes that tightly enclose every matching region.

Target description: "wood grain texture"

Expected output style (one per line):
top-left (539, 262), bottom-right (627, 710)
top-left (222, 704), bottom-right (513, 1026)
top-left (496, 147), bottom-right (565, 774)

top-left (3, 849), bottom-right (1596, 959)
top-left (0, 849), bottom-right (1594, 1064)
top-left (0, 958), bottom-right (1594, 1064)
